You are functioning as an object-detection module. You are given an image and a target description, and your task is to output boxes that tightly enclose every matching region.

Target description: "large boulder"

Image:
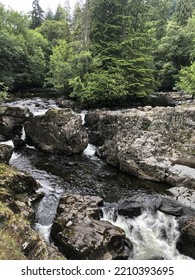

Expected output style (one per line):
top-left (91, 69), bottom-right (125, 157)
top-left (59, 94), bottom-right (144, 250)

top-left (51, 194), bottom-right (130, 260)
top-left (86, 105), bottom-right (195, 189)
top-left (24, 109), bottom-right (88, 154)
top-left (0, 106), bottom-right (32, 140)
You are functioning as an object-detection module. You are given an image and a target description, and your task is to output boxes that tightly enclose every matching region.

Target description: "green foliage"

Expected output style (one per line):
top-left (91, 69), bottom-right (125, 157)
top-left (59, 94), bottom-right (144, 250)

top-left (48, 40), bottom-right (95, 92)
top-left (1, 0), bottom-right (195, 106)
top-left (176, 62), bottom-right (195, 95)
top-left (70, 69), bottom-right (128, 107)
top-left (67, 0), bottom-right (157, 106)
top-left (155, 20), bottom-right (193, 90)
top-left (0, 5), bottom-right (49, 89)
top-left (0, 82), bottom-right (8, 105)
top-left (174, 0), bottom-right (195, 25)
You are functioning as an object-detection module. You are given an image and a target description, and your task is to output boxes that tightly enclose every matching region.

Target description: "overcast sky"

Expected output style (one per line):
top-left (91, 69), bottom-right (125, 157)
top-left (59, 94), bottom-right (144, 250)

top-left (0, 0), bottom-right (79, 13)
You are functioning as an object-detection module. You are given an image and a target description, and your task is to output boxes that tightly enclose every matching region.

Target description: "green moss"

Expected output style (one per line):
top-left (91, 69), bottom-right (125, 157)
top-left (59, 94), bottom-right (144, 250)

top-left (0, 231), bottom-right (26, 260)
top-left (0, 202), bottom-right (13, 224)
top-left (0, 164), bottom-right (17, 176)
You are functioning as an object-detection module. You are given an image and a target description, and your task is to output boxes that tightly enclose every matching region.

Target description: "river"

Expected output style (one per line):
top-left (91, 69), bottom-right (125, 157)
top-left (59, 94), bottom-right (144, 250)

top-left (1, 92), bottom-right (192, 259)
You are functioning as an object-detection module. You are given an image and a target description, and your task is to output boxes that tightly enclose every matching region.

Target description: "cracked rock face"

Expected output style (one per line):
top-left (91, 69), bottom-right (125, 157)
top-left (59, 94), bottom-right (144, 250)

top-left (86, 105), bottom-right (195, 190)
top-left (51, 194), bottom-right (130, 260)
top-left (24, 109), bottom-right (88, 154)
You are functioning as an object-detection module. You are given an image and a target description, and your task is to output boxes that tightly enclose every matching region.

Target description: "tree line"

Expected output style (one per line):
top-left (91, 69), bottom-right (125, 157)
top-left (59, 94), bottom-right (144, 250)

top-left (1, 0), bottom-right (195, 107)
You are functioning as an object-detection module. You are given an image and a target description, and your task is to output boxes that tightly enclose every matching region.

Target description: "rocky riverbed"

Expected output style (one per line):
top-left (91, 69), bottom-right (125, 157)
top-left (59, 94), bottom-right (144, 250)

top-left (0, 93), bottom-right (195, 260)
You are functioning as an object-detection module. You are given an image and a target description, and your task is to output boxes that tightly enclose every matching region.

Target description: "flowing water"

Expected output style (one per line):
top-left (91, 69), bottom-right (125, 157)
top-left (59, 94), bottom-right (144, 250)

top-left (1, 93), bottom-right (192, 259)
top-left (101, 206), bottom-right (191, 260)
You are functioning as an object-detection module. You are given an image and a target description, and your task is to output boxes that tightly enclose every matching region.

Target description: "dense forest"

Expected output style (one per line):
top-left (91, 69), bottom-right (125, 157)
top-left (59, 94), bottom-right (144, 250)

top-left (1, 0), bottom-right (195, 107)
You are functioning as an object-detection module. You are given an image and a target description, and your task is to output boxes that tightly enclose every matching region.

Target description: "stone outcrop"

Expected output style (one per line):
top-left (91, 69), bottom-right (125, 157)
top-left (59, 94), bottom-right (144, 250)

top-left (149, 92), bottom-right (193, 107)
top-left (86, 105), bottom-right (195, 189)
top-left (25, 108), bottom-right (88, 154)
top-left (51, 194), bottom-right (130, 260)
top-left (0, 163), bottom-right (41, 221)
top-left (0, 163), bottom-right (64, 260)
top-left (0, 106), bottom-right (32, 141)
top-left (0, 144), bottom-right (13, 164)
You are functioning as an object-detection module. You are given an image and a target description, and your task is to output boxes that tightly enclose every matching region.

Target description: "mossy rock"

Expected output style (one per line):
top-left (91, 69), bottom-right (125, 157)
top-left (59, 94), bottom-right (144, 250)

top-left (0, 231), bottom-right (26, 260)
top-left (0, 163), bottom-right (39, 194)
top-left (0, 202), bottom-right (13, 225)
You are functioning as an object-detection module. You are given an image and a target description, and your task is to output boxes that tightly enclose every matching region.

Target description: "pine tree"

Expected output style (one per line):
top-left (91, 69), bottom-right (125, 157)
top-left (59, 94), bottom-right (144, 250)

top-left (175, 0), bottom-right (195, 25)
top-left (30, 0), bottom-right (44, 29)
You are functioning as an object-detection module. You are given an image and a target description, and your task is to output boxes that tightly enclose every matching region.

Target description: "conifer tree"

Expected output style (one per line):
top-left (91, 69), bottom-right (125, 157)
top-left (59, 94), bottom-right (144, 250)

top-left (30, 0), bottom-right (44, 29)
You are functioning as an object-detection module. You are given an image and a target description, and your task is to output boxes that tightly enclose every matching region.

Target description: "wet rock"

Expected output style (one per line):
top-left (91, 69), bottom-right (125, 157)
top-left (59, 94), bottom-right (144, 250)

top-left (116, 200), bottom-right (142, 218)
top-left (12, 135), bottom-right (26, 149)
top-left (0, 106), bottom-right (32, 140)
top-left (51, 194), bottom-right (129, 260)
top-left (0, 144), bottom-right (13, 164)
top-left (177, 217), bottom-right (195, 259)
top-left (25, 109), bottom-right (88, 154)
top-left (86, 105), bottom-right (195, 188)
top-left (158, 202), bottom-right (182, 216)
top-left (116, 195), bottom-right (195, 218)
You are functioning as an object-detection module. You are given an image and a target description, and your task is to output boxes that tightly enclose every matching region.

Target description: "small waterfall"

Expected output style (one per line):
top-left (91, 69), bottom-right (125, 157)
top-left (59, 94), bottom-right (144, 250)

top-left (102, 206), bottom-right (192, 260)
top-left (80, 110), bottom-right (100, 160)
top-left (80, 110), bottom-right (88, 125)
top-left (21, 127), bottom-right (26, 141)
top-left (9, 151), bottom-right (64, 243)
top-left (83, 144), bottom-right (97, 158)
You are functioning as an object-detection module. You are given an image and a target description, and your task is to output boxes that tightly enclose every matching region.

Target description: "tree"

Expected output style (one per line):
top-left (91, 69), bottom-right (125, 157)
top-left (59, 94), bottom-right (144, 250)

top-left (176, 62), bottom-right (195, 97)
top-left (72, 0), bottom-right (91, 49)
top-left (155, 20), bottom-right (192, 90)
top-left (69, 0), bottom-right (156, 105)
top-left (45, 8), bottom-right (54, 21)
top-left (30, 0), bottom-right (44, 29)
top-left (175, 0), bottom-right (195, 25)
top-left (0, 4), bottom-right (48, 90)
top-left (48, 40), bottom-right (95, 93)
top-left (37, 20), bottom-right (70, 46)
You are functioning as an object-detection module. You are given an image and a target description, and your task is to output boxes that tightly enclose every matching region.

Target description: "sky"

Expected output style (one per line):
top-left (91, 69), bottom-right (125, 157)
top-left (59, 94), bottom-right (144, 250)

top-left (0, 0), bottom-right (79, 13)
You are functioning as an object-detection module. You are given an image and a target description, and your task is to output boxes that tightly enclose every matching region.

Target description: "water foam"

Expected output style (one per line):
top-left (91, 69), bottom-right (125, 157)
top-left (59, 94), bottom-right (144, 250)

top-left (102, 207), bottom-right (191, 260)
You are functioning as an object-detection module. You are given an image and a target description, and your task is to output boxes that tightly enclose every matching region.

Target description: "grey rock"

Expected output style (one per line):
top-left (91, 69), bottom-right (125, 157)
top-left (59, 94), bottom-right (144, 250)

top-left (0, 106), bottom-right (32, 140)
top-left (86, 105), bottom-right (195, 192)
top-left (51, 194), bottom-right (130, 260)
top-left (25, 109), bottom-right (88, 154)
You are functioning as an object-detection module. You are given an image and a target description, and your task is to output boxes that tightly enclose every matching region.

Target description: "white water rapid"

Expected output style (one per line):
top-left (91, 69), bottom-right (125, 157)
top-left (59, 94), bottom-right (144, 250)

top-left (101, 207), bottom-right (192, 260)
